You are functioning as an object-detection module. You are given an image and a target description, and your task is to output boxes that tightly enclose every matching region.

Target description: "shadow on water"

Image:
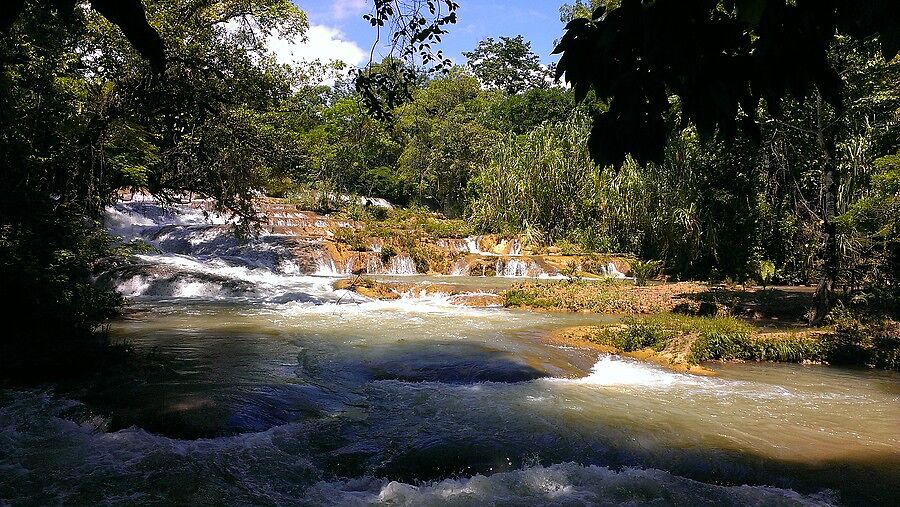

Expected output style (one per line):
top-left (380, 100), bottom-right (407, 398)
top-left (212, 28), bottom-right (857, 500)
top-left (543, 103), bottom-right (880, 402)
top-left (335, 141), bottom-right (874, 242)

top-left (62, 334), bottom-right (551, 440)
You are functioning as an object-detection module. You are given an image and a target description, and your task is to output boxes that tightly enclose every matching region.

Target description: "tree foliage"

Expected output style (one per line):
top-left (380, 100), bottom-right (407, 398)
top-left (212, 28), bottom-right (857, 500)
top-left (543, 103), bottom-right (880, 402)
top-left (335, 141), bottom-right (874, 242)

top-left (554, 0), bottom-right (900, 168)
top-left (463, 35), bottom-right (553, 94)
top-left (0, 0), bottom-right (307, 365)
top-left (357, 0), bottom-right (459, 121)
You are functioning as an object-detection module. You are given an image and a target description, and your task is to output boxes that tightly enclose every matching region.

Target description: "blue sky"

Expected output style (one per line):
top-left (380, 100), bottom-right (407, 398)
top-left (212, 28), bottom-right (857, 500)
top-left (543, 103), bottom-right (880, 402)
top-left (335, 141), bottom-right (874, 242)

top-left (289, 1), bottom-right (567, 69)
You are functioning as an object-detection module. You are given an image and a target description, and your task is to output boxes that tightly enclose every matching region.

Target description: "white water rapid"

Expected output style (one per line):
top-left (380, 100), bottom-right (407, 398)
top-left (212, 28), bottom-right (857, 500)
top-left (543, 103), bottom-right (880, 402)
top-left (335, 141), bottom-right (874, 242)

top-left (0, 196), bottom-right (896, 505)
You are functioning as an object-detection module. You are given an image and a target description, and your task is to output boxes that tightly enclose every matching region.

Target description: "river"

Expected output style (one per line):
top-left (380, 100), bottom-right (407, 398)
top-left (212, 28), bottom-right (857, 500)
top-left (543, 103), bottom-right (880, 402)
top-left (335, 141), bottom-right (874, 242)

top-left (0, 200), bottom-right (897, 505)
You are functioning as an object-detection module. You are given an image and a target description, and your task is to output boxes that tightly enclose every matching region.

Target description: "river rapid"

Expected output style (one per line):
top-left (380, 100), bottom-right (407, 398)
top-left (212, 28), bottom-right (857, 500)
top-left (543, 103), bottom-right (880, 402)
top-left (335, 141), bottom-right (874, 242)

top-left (1, 199), bottom-right (898, 505)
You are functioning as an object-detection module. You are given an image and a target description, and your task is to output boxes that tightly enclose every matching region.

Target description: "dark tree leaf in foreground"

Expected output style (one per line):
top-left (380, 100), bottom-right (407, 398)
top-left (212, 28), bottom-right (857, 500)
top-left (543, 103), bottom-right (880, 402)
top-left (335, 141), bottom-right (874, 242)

top-left (554, 0), bottom-right (898, 168)
top-left (1, 0), bottom-right (165, 72)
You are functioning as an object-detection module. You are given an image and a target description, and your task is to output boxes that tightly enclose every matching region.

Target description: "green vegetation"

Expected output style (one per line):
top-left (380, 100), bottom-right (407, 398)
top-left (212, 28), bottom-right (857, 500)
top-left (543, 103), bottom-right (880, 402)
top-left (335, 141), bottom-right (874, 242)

top-left (3, 0), bottom-right (899, 376)
top-left (592, 318), bottom-right (673, 352)
top-left (503, 279), bottom-right (668, 314)
top-left (591, 312), bottom-right (899, 370)
top-left (340, 205), bottom-right (476, 242)
top-left (688, 331), bottom-right (820, 364)
top-left (554, 1), bottom-right (899, 322)
top-left (1, 0), bottom-right (310, 376)
top-left (463, 35), bottom-right (553, 94)
top-left (503, 289), bottom-right (556, 310)
top-left (630, 260), bottom-right (660, 286)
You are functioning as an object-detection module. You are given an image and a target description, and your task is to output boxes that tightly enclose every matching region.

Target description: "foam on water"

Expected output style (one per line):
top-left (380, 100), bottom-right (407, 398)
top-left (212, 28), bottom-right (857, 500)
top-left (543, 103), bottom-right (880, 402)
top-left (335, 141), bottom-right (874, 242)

top-left (555, 355), bottom-right (802, 401)
top-left (304, 463), bottom-right (835, 506)
top-left (569, 355), bottom-right (710, 388)
top-left (0, 390), bottom-right (837, 506)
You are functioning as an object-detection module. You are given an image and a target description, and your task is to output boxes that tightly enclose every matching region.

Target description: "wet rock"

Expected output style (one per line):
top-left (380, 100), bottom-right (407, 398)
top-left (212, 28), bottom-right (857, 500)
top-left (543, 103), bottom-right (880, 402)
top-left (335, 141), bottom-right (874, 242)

top-left (333, 278), bottom-right (400, 300)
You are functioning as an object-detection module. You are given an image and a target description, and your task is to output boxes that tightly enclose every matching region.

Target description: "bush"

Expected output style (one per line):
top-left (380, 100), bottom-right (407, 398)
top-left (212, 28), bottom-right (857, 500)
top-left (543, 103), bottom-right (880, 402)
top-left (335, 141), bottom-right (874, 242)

top-left (379, 245), bottom-right (397, 264)
top-left (1, 203), bottom-right (125, 382)
top-left (334, 228), bottom-right (368, 252)
top-left (631, 259), bottom-right (661, 286)
top-left (752, 259), bottom-right (776, 288)
top-left (822, 309), bottom-right (900, 369)
top-left (613, 318), bottom-right (670, 351)
top-left (504, 289), bottom-right (554, 308)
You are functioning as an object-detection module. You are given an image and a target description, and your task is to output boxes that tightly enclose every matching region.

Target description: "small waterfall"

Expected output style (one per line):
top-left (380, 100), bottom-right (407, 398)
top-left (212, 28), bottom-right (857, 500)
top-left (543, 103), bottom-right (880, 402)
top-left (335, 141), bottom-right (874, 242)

top-left (465, 236), bottom-right (482, 254)
top-left (389, 255), bottom-right (417, 275)
top-left (495, 258), bottom-right (545, 277)
top-left (366, 255), bottom-right (385, 274)
top-left (437, 238), bottom-right (470, 254)
top-left (604, 261), bottom-right (628, 279)
top-left (508, 238), bottom-right (522, 256)
top-left (450, 257), bottom-right (470, 276)
top-left (497, 258), bottom-right (526, 277)
top-left (314, 256), bottom-right (348, 276)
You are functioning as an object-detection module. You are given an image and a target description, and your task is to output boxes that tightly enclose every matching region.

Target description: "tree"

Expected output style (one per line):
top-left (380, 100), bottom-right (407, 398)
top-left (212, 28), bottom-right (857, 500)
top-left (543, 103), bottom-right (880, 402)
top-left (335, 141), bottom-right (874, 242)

top-left (395, 69), bottom-right (501, 216)
top-left (1, 0), bottom-right (165, 72)
top-left (352, 57), bottom-right (423, 123)
top-left (554, 0), bottom-right (900, 323)
top-left (559, 0), bottom-right (619, 24)
top-left (490, 88), bottom-right (577, 135)
top-left (0, 1), bottom-right (308, 374)
top-left (357, 0), bottom-right (459, 121)
top-left (81, 0), bottom-right (307, 224)
top-left (464, 36), bottom-right (553, 95)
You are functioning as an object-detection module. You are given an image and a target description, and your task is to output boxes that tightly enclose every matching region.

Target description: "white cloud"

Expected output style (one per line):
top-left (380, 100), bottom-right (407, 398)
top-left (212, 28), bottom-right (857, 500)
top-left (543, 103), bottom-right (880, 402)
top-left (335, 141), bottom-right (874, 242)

top-left (267, 24), bottom-right (366, 83)
top-left (331, 0), bottom-right (367, 20)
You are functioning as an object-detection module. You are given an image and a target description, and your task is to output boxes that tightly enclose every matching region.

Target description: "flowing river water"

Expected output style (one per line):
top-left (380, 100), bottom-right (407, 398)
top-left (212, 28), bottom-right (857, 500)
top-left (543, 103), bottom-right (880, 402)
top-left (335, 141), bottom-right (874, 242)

top-left (1, 201), bottom-right (898, 505)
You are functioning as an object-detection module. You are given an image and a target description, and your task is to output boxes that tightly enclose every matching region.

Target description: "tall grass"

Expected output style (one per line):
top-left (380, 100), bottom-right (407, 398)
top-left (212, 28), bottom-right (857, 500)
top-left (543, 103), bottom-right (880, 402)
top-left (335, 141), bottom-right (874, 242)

top-left (468, 113), bottom-right (735, 276)
top-left (469, 113), bottom-right (601, 242)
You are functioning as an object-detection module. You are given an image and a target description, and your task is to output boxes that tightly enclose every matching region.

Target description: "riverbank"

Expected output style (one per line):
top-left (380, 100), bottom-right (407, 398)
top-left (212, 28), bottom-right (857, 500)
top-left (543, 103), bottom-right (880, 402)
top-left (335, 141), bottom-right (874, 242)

top-left (547, 313), bottom-right (899, 373)
top-left (332, 276), bottom-right (899, 372)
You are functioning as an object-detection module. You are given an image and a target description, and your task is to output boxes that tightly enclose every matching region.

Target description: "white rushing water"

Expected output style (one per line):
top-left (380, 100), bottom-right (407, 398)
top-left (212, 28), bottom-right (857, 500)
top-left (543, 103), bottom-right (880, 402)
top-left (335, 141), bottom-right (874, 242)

top-left (0, 196), bottom-right (875, 505)
top-left (388, 255), bottom-right (417, 275)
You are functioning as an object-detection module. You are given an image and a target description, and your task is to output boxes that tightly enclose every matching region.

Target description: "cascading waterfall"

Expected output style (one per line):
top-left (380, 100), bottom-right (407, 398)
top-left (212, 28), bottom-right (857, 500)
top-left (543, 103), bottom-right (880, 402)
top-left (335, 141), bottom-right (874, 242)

top-left (496, 257), bottom-right (544, 277)
top-left (388, 255), bottom-right (417, 275)
top-left (450, 257), bottom-right (470, 276)
top-left (466, 236), bottom-right (482, 254)
top-left (104, 195), bottom-right (632, 282)
top-left (602, 261), bottom-right (629, 279)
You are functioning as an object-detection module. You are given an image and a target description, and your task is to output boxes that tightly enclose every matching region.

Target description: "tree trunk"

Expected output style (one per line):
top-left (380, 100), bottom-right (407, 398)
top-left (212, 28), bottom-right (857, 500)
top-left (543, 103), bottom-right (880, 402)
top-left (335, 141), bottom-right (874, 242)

top-left (810, 95), bottom-right (839, 326)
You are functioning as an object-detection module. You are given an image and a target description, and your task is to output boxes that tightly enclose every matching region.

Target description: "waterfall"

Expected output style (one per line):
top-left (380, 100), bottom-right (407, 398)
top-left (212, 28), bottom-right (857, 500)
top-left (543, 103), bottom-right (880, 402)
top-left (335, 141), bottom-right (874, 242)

top-left (508, 238), bottom-right (522, 256)
top-left (496, 258), bottom-right (536, 277)
top-left (366, 255), bottom-right (384, 274)
top-left (388, 255), bottom-right (417, 275)
top-left (465, 236), bottom-right (482, 254)
top-left (605, 262), bottom-right (628, 279)
top-left (314, 255), bottom-right (353, 276)
top-left (437, 238), bottom-right (470, 254)
top-left (450, 257), bottom-right (470, 276)
top-left (313, 257), bottom-right (339, 276)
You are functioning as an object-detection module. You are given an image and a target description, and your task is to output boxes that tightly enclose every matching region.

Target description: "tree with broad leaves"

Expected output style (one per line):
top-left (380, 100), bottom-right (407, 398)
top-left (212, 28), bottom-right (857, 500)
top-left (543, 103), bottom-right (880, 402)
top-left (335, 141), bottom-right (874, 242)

top-left (554, 0), bottom-right (900, 324)
top-left (463, 35), bottom-right (553, 95)
top-left (1, 0), bottom-right (165, 72)
top-left (559, 0), bottom-right (620, 24)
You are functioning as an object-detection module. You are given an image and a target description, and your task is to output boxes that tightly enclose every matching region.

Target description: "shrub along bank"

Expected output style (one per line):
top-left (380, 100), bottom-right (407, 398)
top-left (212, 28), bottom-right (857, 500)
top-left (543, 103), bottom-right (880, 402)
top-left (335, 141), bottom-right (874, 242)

top-left (588, 313), bottom-right (899, 370)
